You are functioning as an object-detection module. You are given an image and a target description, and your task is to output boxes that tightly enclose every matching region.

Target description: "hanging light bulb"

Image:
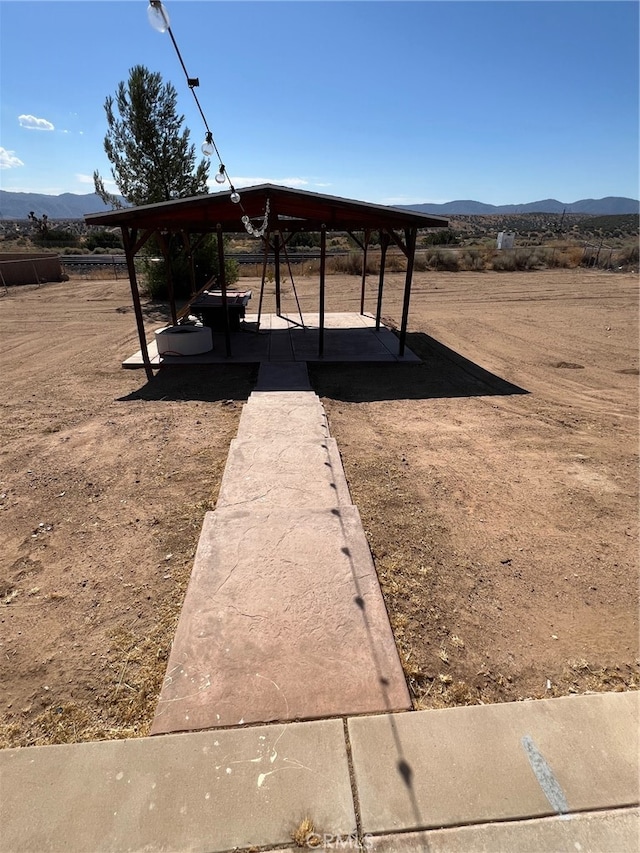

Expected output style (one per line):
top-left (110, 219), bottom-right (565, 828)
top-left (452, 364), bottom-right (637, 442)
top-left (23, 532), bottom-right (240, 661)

top-left (201, 132), bottom-right (214, 157)
top-left (147, 0), bottom-right (170, 33)
top-left (215, 165), bottom-right (226, 184)
top-left (230, 191), bottom-right (241, 204)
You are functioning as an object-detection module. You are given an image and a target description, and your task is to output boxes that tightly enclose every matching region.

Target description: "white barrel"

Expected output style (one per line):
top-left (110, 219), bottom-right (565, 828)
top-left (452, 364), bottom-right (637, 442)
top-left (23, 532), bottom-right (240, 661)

top-left (155, 325), bottom-right (213, 356)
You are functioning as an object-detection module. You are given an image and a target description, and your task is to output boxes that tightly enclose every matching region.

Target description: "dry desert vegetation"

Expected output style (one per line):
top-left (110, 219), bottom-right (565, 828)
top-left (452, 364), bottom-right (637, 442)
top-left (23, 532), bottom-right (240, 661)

top-left (0, 267), bottom-right (638, 747)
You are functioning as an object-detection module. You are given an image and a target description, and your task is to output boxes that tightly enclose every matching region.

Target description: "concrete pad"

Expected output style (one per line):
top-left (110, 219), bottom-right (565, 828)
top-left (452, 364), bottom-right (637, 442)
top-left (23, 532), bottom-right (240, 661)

top-left (290, 327), bottom-right (421, 363)
top-left (217, 437), bottom-right (352, 509)
top-left (255, 361), bottom-right (312, 391)
top-left (368, 808), bottom-right (640, 853)
top-left (301, 312), bottom-right (374, 329)
top-left (123, 314), bottom-right (421, 367)
top-left (348, 691), bottom-right (639, 833)
top-left (152, 505), bottom-right (410, 733)
top-left (0, 719), bottom-right (355, 853)
top-left (269, 330), bottom-right (296, 361)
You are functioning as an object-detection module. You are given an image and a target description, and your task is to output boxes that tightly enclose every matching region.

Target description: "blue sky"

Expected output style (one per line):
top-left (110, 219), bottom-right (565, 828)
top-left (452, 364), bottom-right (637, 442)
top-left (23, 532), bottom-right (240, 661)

top-left (0, 1), bottom-right (638, 205)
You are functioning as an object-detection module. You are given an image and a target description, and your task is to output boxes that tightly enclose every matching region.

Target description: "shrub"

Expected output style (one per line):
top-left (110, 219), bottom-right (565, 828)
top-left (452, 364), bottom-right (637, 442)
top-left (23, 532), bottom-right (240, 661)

top-left (143, 233), bottom-right (239, 300)
top-left (34, 229), bottom-right (79, 249)
top-left (330, 252), bottom-right (365, 275)
top-left (616, 244), bottom-right (639, 267)
top-left (289, 231), bottom-right (321, 249)
top-left (85, 229), bottom-right (123, 251)
top-left (491, 251), bottom-right (517, 271)
top-left (460, 248), bottom-right (486, 271)
top-left (422, 228), bottom-right (459, 246)
top-left (428, 248), bottom-right (460, 271)
top-left (385, 253), bottom-right (407, 272)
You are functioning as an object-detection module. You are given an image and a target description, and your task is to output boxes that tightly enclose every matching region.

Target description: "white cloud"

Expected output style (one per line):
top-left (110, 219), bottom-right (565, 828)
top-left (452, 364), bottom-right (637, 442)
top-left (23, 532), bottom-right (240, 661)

top-left (75, 173), bottom-right (94, 184)
top-left (19, 114), bottom-right (55, 131)
top-left (0, 147), bottom-right (24, 169)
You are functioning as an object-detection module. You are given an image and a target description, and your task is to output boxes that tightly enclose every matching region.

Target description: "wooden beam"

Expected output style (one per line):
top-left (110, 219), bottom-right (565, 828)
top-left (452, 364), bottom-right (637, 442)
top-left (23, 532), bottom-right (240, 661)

top-left (376, 231), bottom-right (390, 331)
top-left (398, 227), bottom-right (417, 357)
top-left (359, 229), bottom-right (371, 315)
top-left (346, 230), bottom-right (365, 251)
top-left (132, 228), bottom-right (156, 256)
top-left (121, 226), bottom-right (153, 382)
top-left (388, 229), bottom-right (408, 257)
top-left (319, 224), bottom-right (326, 357)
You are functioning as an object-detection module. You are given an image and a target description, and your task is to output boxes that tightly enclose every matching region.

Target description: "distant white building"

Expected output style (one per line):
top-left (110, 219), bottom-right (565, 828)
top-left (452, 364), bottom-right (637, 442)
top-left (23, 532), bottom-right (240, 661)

top-left (497, 231), bottom-right (515, 249)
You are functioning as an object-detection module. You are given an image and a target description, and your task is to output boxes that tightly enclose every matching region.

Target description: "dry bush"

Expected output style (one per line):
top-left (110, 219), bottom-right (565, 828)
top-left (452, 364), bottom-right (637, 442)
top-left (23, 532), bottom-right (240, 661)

top-left (615, 243), bottom-right (639, 268)
top-left (328, 252), bottom-right (380, 276)
top-left (424, 248), bottom-right (460, 271)
top-left (385, 252), bottom-right (407, 272)
top-left (460, 248), bottom-right (486, 271)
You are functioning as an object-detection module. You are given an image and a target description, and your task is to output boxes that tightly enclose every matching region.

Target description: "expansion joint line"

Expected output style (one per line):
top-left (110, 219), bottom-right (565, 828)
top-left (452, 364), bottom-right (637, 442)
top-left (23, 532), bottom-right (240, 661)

top-left (342, 717), bottom-right (366, 848)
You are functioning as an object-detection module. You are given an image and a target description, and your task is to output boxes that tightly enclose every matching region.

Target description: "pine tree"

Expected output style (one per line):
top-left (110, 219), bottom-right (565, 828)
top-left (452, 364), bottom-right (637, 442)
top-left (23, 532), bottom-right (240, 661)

top-left (93, 64), bottom-right (209, 208)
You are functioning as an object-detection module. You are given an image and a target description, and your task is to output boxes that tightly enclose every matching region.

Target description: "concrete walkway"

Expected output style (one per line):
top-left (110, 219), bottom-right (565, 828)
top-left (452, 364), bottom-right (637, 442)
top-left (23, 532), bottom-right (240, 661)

top-left (1, 363), bottom-right (637, 852)
top-left (151, 363), bottom-right (410, 734)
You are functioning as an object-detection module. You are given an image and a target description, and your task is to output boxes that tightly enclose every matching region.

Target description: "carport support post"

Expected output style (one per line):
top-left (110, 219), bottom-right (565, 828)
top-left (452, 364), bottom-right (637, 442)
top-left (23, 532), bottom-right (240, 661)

top-left (274, 233), bottom-right (282, 316)
top-left (216, 224), bottom-right (232, 357)
top-left (122, 227), bottom-right (153, 382)
top-left (398, 227), bottom-right (417, 357)
top-left (376, 231), bottom-right (390, 331)
top-left (319, 224), bottom-right (326, 358)
top-left (360, 229), bottom-right (370, 315)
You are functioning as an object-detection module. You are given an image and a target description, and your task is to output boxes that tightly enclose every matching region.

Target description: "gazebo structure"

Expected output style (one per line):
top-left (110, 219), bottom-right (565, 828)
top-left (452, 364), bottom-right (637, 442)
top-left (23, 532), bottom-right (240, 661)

top-left (85, 184), bottom-right (448, 380)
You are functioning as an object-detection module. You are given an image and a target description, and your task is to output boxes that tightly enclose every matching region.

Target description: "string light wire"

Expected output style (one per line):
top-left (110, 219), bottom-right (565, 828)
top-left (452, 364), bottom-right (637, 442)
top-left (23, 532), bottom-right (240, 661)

top-left (147, 0), bottom-right (269, 236)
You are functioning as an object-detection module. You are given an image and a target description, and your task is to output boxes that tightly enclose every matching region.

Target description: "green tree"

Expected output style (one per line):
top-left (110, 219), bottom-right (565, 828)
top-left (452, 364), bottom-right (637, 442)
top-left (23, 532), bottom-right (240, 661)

top-left (93, 65), bottom-right (238, 298)
top-left (93, 64), bottom-right (209, 207)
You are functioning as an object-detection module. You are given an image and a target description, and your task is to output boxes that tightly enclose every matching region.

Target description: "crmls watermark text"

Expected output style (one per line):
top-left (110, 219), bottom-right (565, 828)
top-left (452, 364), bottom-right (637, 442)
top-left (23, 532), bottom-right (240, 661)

top-left (304, 833), bottom-right (374, 849)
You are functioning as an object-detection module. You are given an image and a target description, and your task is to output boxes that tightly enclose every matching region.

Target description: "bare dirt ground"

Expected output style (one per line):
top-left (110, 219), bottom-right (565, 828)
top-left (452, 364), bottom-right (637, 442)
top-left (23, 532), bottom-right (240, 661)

top-left (1, 268), bottom-right (637, 747)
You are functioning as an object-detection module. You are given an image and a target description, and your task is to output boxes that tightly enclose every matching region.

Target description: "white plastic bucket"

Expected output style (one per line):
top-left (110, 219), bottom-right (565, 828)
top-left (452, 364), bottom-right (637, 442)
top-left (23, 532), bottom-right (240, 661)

top-left (155, 325), bottom-right (213, 356)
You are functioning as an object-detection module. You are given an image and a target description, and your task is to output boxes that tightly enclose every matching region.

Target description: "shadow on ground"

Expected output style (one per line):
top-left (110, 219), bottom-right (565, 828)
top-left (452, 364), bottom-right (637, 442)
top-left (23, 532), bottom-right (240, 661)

top-left (308, 331), bottom-right (528, 402)
top-left (117, 333), bottom-right (525, 404)
top-left (118, 364), bottom-right (258, 403)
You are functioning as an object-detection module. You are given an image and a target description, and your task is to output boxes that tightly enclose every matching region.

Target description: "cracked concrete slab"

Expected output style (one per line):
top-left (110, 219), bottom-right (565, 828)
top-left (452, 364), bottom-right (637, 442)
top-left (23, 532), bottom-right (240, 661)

top-left (152, 505), bottom-right (410, 733)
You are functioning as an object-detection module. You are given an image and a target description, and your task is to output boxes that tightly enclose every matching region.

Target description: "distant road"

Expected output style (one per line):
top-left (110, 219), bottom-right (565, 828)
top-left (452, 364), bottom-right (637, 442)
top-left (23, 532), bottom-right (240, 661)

top-left (60, 252), bottom-right (349, 267)
top-left (60, 254), bottom-right (129, 266)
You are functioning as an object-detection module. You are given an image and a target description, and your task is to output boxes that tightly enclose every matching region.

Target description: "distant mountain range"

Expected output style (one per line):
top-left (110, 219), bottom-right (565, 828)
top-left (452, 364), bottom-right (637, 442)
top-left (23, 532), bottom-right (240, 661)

top-left (0, 190), bottom-right (638, 220)
top-left (0, 191), bottom-right (125, 220)
top-left (403, 197), bottom-right (639, 216)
